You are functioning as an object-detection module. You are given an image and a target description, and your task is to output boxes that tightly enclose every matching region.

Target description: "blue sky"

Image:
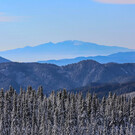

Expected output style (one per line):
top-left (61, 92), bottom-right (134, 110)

top-left (0, 0), bottom-right (135, 51)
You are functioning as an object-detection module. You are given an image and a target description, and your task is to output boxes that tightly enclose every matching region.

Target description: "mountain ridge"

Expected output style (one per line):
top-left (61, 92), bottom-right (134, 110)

top-left (0, 60), bottom-right (135, 93)
top-left (39, 51), bottom-right (135, 66)
top-left (0, 56), bottom-right (11, 63)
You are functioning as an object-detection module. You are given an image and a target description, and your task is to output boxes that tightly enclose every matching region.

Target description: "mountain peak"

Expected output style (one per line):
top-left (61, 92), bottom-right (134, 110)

top-left (57, 40), bottom-right (94, 46)
top-left (78, 59), bottom-right (100, 65)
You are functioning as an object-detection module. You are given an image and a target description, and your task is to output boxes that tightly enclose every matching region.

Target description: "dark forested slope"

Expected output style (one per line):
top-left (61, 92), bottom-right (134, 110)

top-left (69, 82), bottom-right (135, 98)
top-left (0, 60), bottom-right (135, 93)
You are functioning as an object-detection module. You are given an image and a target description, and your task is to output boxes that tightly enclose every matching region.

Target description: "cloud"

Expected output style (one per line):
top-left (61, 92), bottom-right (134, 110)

top-left (94, 0), bottom-right (135, 4)
top-left (0, 16), bottom-right (17, 22)
top-left (0, 12), bottom-right (19, 22)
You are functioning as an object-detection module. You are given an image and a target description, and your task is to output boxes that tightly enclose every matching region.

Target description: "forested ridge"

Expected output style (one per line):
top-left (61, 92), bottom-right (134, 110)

top-left (69, 81), bottom-right (135, 98)
top-left (0, 86), bottom-right (135, 135)
top-left (0, 61), bottom-right (135, 92)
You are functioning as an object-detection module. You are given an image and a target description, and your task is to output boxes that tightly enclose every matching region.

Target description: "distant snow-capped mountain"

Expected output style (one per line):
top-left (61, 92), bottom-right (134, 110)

top-left (0, 40), bottom-right (133, 62)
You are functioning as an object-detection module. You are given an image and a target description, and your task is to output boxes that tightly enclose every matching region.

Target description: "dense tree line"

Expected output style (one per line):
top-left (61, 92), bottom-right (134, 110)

top-left (0, 86), bottom-right (135, 135)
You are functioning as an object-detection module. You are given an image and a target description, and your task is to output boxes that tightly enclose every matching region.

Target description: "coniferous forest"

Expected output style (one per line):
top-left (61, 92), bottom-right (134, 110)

top-left (0, 86), bottom-right (135, 135)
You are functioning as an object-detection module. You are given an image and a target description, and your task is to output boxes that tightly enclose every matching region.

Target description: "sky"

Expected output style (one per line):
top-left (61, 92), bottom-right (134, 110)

top-left (0, 0), bottom-right (135, 51)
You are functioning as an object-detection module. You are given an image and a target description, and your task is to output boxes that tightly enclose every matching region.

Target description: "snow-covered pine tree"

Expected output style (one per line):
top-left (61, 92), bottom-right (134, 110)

top-left (0, 87), bottom-right (135, 135)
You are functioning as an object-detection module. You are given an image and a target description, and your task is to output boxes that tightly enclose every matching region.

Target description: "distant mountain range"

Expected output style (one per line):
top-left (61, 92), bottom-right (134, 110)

top-left (39, 51), bottom-right (135, 66)
top-left (0, 40), bottom-right (133, 62)
top-left (0, 60), bottom-right (135, 94)
top-left (0, 56), bottom-right (11, 63)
